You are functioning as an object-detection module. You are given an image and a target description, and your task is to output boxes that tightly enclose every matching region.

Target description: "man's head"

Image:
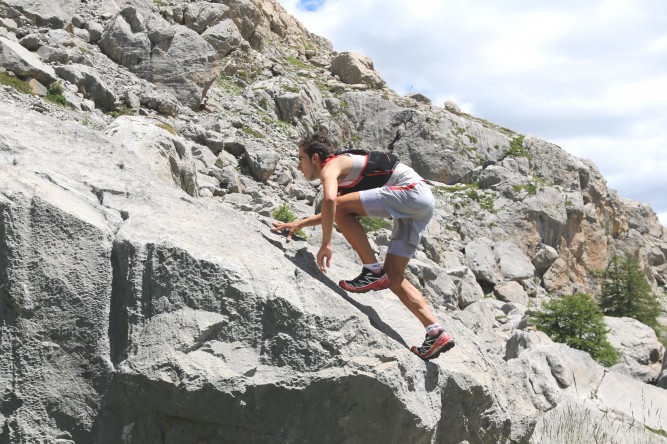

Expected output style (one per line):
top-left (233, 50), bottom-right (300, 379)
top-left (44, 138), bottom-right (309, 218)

top-left (297, 133), bottom-right (335, 180)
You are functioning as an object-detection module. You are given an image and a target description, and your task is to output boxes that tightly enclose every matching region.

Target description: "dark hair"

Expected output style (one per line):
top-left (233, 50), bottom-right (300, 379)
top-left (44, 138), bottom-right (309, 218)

top-left (299, 133), bottom-right (335, 162)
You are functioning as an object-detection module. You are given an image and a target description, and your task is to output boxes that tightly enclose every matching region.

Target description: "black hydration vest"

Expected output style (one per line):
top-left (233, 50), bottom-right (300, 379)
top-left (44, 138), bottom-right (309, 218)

top-left (335, 149), bottom-right (400, 195)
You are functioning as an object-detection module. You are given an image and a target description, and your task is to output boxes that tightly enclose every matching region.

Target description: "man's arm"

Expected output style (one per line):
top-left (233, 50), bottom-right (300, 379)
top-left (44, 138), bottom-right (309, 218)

top-left (317, 161), bottom-right (341, 272)
top-left (271, 213), bottom-right (322, 242)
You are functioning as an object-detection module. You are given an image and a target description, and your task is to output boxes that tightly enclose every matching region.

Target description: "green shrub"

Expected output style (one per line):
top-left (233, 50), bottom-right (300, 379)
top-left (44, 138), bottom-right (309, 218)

top-left (0, 72), bottom-right (33, 94)
top-left (45, 81), bottom-right (68, 106)
top-left (507, 135), bottom-right (530, 158)
top-left (597, 253), bottom-right (662, 333)
top-left (533, 293), bottom-right (619, 367)
top-left (272, 203), bottom-right (306, 239)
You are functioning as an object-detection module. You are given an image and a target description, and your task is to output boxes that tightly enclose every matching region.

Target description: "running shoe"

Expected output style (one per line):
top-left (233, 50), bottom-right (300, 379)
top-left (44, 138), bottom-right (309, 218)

top-left (411, 329), bottom-right (455, 360)
top-left (339, 267), bottom-right (391, 293)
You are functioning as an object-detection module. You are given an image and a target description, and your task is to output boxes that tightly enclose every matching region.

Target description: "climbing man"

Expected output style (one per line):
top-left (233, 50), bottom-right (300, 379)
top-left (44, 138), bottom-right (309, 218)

top-left (271, 133), bottom-right (455, 359)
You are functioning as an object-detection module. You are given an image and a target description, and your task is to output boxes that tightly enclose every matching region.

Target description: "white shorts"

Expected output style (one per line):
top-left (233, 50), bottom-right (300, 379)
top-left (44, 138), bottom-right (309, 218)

top-left (359, 181), bottom-right (435, 258)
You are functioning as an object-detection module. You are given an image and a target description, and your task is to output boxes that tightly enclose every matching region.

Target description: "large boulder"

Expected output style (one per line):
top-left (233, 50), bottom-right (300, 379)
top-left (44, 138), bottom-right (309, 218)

top-left (54, 64), bottom-right (118, 111)
top-left (330, 51), bottom-right (384, 89)
top-left (0, 0), bottom-right (78, 28)
top-left (0, 35), bottom-right (56, 85)
top-left (605, 316), bottom-right (665, 384)
top-left (465, 238), bottom-right (498, 284)
top-left (103, 116), bottom-right (199, 197)
top-left (98, 7), bottom-right (221, 110)
top-left (202, 18), bottom-right (246, 57)
top-left (0, 94), bottom-right (538, 444)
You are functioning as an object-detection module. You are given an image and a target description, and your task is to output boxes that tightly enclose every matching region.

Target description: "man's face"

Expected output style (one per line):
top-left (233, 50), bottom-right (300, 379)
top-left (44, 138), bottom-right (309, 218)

top-left (297, 147), bottom-right (318, 181)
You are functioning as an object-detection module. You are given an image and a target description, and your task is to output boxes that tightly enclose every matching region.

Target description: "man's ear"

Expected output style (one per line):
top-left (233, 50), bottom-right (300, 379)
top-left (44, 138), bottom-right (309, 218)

top-left (312, 153), bottom-right (321, 164)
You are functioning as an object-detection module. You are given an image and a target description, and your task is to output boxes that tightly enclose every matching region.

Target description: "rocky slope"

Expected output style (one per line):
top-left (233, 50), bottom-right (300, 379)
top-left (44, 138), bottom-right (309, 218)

top-left (1, 0), bottom-right (666, 443)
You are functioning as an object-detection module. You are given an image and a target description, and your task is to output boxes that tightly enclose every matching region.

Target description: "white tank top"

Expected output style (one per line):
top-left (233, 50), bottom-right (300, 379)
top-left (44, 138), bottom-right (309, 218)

top-left (338, 153), bottom-right (423, 188)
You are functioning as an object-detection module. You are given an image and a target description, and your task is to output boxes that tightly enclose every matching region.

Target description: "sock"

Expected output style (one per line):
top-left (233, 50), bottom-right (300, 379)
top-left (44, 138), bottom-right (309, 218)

top-left (426, 323), bottom-right (441, 335)
top-left (363, 263), bottom-right (382, 274)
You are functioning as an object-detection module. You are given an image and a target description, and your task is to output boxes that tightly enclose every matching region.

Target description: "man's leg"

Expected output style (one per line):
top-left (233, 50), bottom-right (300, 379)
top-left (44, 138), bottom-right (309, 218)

top-left (334, 193), bottom-right (391, 292)
top-left (334, 192), bottom-right (376, 264)
top-left (382, 253), bottom-right (438, 327)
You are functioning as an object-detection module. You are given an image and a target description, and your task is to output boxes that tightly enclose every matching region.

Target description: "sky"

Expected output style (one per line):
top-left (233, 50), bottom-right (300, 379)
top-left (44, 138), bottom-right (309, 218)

top-left (279, 0), bottom-right (667, 226)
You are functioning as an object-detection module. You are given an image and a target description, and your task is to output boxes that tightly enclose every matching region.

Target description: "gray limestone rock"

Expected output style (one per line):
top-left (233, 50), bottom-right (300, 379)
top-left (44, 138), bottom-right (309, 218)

top-left (465, 238), bottom-right (498, 284)
top-left (244, 140), bottom-right (278, 182)
top-left (330, 51), bottom-right (384, 89)
top-left (0, 0), bottom-right (78, 28)
top-left (0, 99), bottom-right (537, 444)
top-left (0, 35), bottom-right (57, 85)
top-left (495, 280), bottom-right (528, 306)
top-left (99, 6), bottom-right (221, 110)
top-left (182, 2), bottom-right (229, 34)
top-left (54, 64), bottom-right (118, 111)
top-left (532, 243), bottom-right (558, 276)
top-left (202, 18), bottom-right (245, 58)
top-left (605, 316), bottom-right (665, 384)
top-left (103, 116), bottom-right (199, 197)
top-left (495, 240), bottom-right (535, 280)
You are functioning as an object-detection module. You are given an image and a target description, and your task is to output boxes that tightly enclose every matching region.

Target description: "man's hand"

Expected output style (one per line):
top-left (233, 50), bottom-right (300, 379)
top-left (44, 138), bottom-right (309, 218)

top-left (271, 220), bottom-right (301, 242)
top-left (316, 243), bottom-right (332, 272)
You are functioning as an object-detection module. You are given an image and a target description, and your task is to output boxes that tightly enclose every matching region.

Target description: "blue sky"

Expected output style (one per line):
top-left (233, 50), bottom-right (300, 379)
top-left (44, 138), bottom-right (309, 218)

top-left (281, 0), bottom-right (667, 226)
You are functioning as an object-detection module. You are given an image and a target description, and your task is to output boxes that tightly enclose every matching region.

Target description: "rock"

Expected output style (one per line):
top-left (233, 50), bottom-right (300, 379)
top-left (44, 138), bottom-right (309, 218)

top-left (0, 0), bottom-right (77, 28)
top-left (495, 240), bottom-right (535, 280)
top-left (244, 140), bottom-right (278, 182)
top-left (0, 100), bottom-right (538, 443)
top-left (202, 19), bottom-right (245, 58)
top-left (406, 92), bottom-right (431, 105)
top-left (532, 243), bottom-right (558, 276)
top-left (25, 77), bottom-right (47, 96)
top-left (98, 7), bottom-right (221, 110)
top-left (85, 21), bottom-right (104, 43)
top-left (182, 2), bottom-right (229, 34)
top-left (0, 35), bottom-right (57, 85)
top-left (54, 64), bottom-right (118, 111)
top-left (464, 238), bottom-right (497, 284)
top-left (140, 88), bottom-right (179, 117)
top-left (330, 52), bottom-right (384, 89)
top-left (456, 268), bottom-right (484, 309)
top-left (505, 330), bottom-right (552, 360)
top-left (605, 316), bottom-right (665, 384)
top-left (103, 116), bottom-right (199, 197)
top-left (495, 281), bottom-right (528, 306)
top-left (18, 33), bottom-right (43, 51)
top-left (444, 99), bottom-right (461, 114)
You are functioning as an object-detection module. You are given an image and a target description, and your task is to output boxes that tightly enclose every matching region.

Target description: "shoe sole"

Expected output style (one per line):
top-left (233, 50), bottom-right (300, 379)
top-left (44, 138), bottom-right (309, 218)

top-left (339, 276), bottom-right (391, 293)
top-left (425, 339), bottom-right (456, 360)
top-left (412, 336), bottom-right (456, 360)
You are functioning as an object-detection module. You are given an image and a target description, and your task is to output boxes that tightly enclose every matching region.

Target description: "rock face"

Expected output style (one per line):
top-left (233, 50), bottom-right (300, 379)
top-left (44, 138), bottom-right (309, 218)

top-left (98, 6), bottom-right (221, 110)
top-left (1, 0), bottom-right (666, 443)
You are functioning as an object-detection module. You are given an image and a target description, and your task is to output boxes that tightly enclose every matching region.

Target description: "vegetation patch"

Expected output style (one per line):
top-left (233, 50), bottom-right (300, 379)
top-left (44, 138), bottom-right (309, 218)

top-left (513, 177), bottom-right (545, 196)
top-left (285, 55), bottom-right (309, 70)
top-left (595, 252), bottom-right (663, 338)
top-left (507, 135), bottom-right (530, 158)
top-left (156, 123), bottom-right (177, 135)
top-left (0, 72), bottom-right (33, 95)
top-left (532, 293), bottom-right (619, 367)
top-left (106, 105), bottom-right (133, 118)
top-left (272, 203), bottom-right (306, 239)
top-left (241, 126), bottom-right (264, 139)
top-left (45, 81), bottom-right (69, 106)
top-left (216, 74), bottom-right (243, 95)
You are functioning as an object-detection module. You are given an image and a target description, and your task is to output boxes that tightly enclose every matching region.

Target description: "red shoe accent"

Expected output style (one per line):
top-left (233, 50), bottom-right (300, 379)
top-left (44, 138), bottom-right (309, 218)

top-left (412, 332), bottom-right (455, 360)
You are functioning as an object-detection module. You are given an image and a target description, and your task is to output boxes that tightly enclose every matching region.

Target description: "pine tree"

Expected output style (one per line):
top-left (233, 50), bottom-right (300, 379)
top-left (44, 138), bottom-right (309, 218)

top-left (598, 252), bottom-right (661, 332)
top-left (533, 293), bottom-right (618, 367)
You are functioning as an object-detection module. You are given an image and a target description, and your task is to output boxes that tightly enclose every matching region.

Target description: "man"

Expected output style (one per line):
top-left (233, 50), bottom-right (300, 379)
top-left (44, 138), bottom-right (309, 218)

top-left (271, 133), bottom-right (455, 360)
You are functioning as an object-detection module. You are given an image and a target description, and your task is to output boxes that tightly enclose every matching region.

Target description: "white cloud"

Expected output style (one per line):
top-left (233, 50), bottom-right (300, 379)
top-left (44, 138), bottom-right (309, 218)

top-left (280, 0), bottom-right (667, 226)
